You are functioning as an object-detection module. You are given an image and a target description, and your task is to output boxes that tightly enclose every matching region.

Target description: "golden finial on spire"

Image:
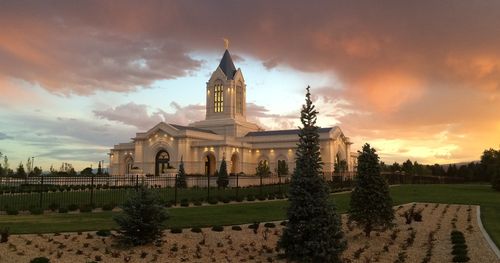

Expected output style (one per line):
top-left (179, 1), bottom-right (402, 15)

top-left (223, 38), bottom-right (229, 50)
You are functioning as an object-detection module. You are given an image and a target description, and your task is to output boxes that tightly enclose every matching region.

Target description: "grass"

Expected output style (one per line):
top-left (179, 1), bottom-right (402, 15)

top-left (0, 184), bottom-right (289, 211)
top-left (0, 184), bottom-right (498, 247)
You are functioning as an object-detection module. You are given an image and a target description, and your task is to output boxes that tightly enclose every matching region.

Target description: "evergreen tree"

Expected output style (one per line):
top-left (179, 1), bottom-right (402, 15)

top-left (278, 87), bottom-right (346, 262)
top-left (217, 157), bottom-right (229, 188)
top-left (175, 157), bottom-right (188, 188)
top-left (256, 160), bottom-right (271, 177)
top-left (349, 143), bottom-right (394, 237)
top-left (402, 159), bottom-right (414, 175)
top-left (16, 162), bottom-right (26, 178)
top-left (97, 161), bottom-right (102, 175)
top-left (114, 185), bottom-right (169, 246)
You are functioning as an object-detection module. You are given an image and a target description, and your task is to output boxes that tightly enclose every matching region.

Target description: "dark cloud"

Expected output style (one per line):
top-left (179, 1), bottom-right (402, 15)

top-left (93, 102), bottom-right (205, 128)
top-left (0, 132), bottom-right (13, 140)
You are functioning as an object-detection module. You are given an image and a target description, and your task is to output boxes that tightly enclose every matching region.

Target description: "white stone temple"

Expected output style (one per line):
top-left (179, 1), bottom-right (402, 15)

top-left (109, 47), bottom-right (356, 176)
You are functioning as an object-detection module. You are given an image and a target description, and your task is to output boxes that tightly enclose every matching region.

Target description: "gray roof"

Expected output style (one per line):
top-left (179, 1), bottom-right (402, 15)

top-left (245, 127), bottom-right (333, 137)
top-left (218, 49), bottom-right (237, 80)
top-left (170, 124), bottom-right (216, 134)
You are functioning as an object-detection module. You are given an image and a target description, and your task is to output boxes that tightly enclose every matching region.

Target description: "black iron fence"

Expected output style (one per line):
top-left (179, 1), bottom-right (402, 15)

top-left (0, 175), bottom-right (295, 212)
top-left (0, 172), bottom-right (465, 213)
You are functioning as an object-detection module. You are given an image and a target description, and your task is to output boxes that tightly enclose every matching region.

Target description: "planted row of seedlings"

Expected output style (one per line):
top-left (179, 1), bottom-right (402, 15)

top-left (419, 203), bottom-right (452, 263)
top-left (168, 221), bottom-right (280, 235)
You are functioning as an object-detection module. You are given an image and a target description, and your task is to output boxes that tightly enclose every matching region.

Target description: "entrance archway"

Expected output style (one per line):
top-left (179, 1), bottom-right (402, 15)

top-left (155, 150), bottom-right (170, 176)
top-left (204, 153), bottom-right (216, 176)
top-left (125, 157), bottom-right (134, 175)
top-left (230, 153), bottom-right (240, 174)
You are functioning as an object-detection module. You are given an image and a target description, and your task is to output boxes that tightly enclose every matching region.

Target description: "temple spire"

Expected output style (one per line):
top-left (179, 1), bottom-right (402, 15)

top-left (223, 38), bottom-right (229, 50)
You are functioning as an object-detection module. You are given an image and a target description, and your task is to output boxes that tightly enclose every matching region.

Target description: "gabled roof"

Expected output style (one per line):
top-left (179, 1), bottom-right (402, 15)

top-left (218, 49), bottom-right (237, 80)
top-left (245, 127), bottom-right (334, 137)
top-left (169, 124), bottom-right (215, 134)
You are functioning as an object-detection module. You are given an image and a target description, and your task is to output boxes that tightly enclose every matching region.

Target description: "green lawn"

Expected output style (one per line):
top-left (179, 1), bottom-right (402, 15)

top-left (0, 184), bottom-right (498, 246)
top-left (0, 184), bottom-right (290, 211)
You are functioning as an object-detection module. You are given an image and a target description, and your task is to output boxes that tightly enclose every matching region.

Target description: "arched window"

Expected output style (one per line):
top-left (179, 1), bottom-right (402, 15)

top-left (214, 84), bottom-right (224, 112)
top-left (236, 84), bottom-right (243, 114)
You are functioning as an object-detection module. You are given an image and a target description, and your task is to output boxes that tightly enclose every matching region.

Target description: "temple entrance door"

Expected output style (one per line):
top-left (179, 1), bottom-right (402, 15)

top-left (155, 150), bottom-right (170, 176)
top-left (204, 153), bottom-right (216, 176)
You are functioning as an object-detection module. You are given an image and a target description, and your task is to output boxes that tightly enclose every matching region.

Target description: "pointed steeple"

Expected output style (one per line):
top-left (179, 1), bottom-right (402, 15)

top-left (218, 49), bottom-right (237, 80)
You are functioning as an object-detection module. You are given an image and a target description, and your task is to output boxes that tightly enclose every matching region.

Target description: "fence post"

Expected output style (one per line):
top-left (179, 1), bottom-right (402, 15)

top-left (135, 174), bottom-right (139, 191)
top-left (236, 173), bottom-right (239, 199)
top-left (39, 175), bottom-right (44, 208)
top-left (207, 172), bottom-right (210, 201)
top-left (278, 175), bottom-right (282, 194)
top-left (90, 175), bottom-right (94, 207)
top-left (174, 173), bottom-right (178, 205)
top-left (259, 174), bottom-right (263, 197)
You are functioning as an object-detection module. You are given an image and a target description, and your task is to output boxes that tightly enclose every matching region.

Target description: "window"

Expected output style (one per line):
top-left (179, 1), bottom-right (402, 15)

top-left (214, 84), bottom-right (224, 112)
top-left (236, 85), bottom-right (243, 114)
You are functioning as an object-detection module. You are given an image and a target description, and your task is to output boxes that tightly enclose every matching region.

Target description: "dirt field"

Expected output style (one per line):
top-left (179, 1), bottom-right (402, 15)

top-left (0, 203), bottom-right (498, 263)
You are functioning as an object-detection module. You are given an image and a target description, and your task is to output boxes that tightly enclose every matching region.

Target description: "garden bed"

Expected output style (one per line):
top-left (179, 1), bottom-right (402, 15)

top-left (0, 203), bottom-right (498, 262)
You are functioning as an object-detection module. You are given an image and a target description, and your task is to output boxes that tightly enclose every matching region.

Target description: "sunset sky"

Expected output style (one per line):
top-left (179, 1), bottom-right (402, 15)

top-left (0, 1), bottom-right (499, 170)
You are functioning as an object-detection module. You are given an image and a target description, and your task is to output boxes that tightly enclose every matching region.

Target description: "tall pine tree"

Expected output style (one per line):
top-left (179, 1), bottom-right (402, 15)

top-left (278, 86), bottom-right (346, 262)
top-left (349, 143), bottom-right (394, 237)
top-left (176, 157), bottom-right (188, 188)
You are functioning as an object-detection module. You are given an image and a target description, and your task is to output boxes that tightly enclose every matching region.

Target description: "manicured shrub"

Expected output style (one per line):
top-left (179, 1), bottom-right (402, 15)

top-left (452, 255), bottom-right (470, 262)
top-left (68, 204), bottom-right (79, 211)
top-left (257, 195), bottom-right (267, 201)
top-left (235, 196), bottom-right (244, 202)
top-left (170, 228), bottom-right (183, 234)
top-left (264, 222), bottom-right (276, 228)
top-left (48, 202), bottom-right (59, 211)
top-left (102, 203), bottom-right (116, 211)
top-left (30, 207), bottom-right (44, 215)
top-left (275, 193), bottom-right (285, 199)
top-left (96, 230), bottom-right (111, 237)
top-left (180, 199), bottom-right (189, 207)
top-left (193, 200), bottom-right (202, 206)
top-left (191, 227), bottom-right (202, 233)
top-left (114, 185), bottom-right (168, 246)
top-left (58, 207), bottom-right (68, 213)
top-left (220, 196), bottom-right (230, 203)
top-left (6, 208), bottom-right (18, 215)
top-left (79, 204), bottom-right (93, 213)
top-left (211, 225), bottom-right (224, 232)
top-left (452, 248), bottom-right (468, 256)
top-left (280, 221), bottom-right (287, 226)
top-left (30, 257), bottom-right (50, 263)
top-left (208, 197), bottom-right (218, 205)
top-left (0, 227), bottom-right (9, 243)
top-left (453, 244), bottom-right (468, 250)
top-left (231, 225), bottom-right (242, 231)
top-left (246, 195), bottom-right (255, 201)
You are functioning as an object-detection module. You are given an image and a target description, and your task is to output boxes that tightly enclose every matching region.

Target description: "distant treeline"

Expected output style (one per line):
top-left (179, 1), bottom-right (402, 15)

top-left (380, 148), bottom-right (500, 182)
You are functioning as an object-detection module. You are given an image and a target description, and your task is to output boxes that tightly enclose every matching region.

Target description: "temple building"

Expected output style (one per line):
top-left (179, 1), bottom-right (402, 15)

top-left (109, 47), bottom-right (355, 176)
